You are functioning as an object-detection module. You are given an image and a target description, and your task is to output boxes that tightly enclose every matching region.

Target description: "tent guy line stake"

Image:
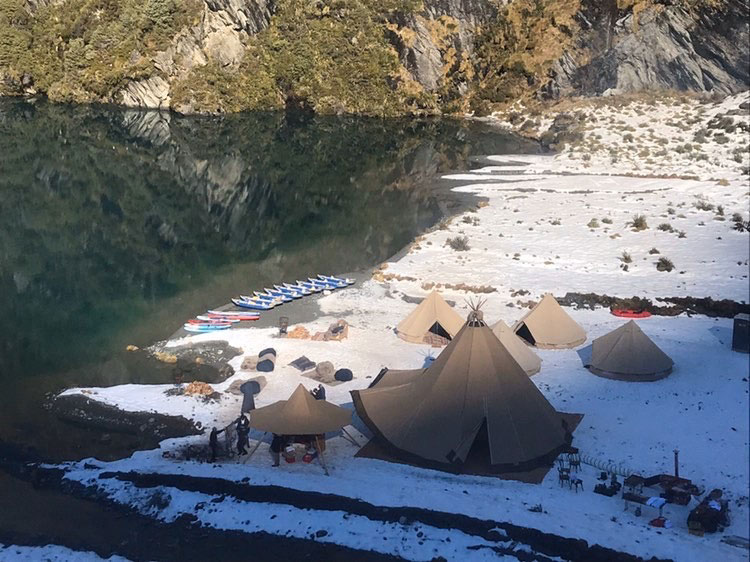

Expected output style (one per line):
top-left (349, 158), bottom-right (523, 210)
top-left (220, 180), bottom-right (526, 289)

top-left (341, 426), bottom-right (361, 447)
top-left (242, 432), bottom-right (267, 464)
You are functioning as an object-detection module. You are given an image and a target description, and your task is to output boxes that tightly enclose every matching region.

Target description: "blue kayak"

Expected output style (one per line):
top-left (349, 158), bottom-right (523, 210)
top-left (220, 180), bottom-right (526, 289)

top-left (232, 297), bottom-right (277, 311)
top-left (318, 274), bottom-right (355, 286)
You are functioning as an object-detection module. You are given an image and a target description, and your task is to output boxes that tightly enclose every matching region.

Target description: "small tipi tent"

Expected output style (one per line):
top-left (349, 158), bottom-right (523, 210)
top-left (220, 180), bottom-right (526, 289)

top-left (514, 294), bottom-right (586, 349)
top-left (491, 320), bottom-right (542, 376)
top-left (587, 320), bottom-right (673, 381)
top-left (353, 310), bottom-right (569, 473)
top-left (396, 291), bottom-right (464, 344)
top-left (250, 384), bottom-right (351, 435)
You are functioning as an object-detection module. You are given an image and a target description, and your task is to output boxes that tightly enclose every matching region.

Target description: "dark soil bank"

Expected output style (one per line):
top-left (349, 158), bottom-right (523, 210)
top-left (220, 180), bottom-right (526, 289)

top-left (558, 293), bottom-right (750, 318)
top-left (0, 469), bottom-right (398, 562)
top-left (2, 462), bottom-right (671, 562)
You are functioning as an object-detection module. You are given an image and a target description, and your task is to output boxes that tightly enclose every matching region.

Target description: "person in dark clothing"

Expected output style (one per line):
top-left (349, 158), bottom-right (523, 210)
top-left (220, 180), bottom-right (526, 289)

top-left (311, 384), bottom-right (326, 400)
top-left (236, 415), bottom-right (250, 455)
top-left (270, 434), bottom-right (285, 467)
top-left (209, 427), bottom-right (225, 462)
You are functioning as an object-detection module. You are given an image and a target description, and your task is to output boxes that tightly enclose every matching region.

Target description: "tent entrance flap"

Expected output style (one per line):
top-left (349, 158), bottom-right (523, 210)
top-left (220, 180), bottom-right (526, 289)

top-left (515, 323), bottom-right (536, 346)
top-left (463, 420), bottom-right (491, 467)
top-left (428, 321), bottom-right (451, 340)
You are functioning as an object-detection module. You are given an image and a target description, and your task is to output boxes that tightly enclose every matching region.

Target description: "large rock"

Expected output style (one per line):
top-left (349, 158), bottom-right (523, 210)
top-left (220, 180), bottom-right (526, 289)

top-left (119, 76), bottom-right (171, 109)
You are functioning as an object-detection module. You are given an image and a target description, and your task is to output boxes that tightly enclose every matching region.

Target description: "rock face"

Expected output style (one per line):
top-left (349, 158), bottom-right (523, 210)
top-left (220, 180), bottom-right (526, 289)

top-left (117, 0), bottom-right (275, 108)
top-left (119, 76), bottom-right (171, 109)
top-left (4, 0), bottom-right (748, 112)
top-left (542, 0), bottom-right (750, 98)
top-left (389, 0), bottom-right (498, 92)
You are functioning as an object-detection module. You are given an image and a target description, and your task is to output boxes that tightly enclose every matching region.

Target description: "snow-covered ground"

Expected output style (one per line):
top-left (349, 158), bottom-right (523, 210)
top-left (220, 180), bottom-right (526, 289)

top-left (485, 91), bottom-right (750, 183)
top-left (55, 93), bottom-right (750, 562)
top-left (0, 544), bottom-right (130, 561)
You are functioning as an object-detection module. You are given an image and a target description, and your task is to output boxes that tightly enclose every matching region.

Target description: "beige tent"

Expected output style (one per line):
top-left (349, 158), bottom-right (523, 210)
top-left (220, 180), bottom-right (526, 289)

top-left (491, 320), bottom-right (542, 376)
top-left (513, 294), bottom-right (586, 349)
top-left (249, 384), bottom-right (351, 435)
top-left (396, 291), bottom-right (464, 344)
top-left (353, 312), bottom-right (569, 472)
top-left (587, 320), bottom-right (673, 381)
top-left (369, 368), bottom-right (425, 388)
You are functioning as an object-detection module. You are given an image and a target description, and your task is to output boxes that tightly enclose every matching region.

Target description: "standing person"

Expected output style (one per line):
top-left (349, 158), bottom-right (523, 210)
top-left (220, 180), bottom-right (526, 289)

top-left (236, 415), bottom-right (250, 455)
top-left (209, 426), bottom-right (225, 462)
top-left (270, 434), bottom-right (284, 467)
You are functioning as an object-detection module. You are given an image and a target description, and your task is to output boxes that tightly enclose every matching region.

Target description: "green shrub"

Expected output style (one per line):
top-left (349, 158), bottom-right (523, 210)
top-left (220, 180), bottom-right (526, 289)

top-left (626, 214), bottom-right (648, 231)
top-left (657, 223), bottom-right (673, 232)
top-left (694, 199), bottom-right (714, 211)
top-left (656, 257), bottom-right (674, 272)
top-left (648, 247), bottom-right (660, 254)
top-left (587, 218), bottom-right (599, 228)
top-left (446, 236), bottom-right (470, 251)
top-left (601, 217), bottom-right (613, 224)
top-left (620, 251), bottom-right (632, 264)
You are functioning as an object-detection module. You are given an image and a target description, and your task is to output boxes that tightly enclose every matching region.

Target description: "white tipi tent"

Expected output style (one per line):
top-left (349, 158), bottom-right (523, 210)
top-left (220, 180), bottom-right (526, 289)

top-left (587, 320), bottom-right (673, 381)
top-left (514, 294), bottom-right (586, 349)
top-left (492, 320), bottom-right (542, 376)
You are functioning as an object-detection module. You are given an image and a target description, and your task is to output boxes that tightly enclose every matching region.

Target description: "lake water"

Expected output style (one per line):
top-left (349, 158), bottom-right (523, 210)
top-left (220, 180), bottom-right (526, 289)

top-left (0, 100), bottom-right (537, 459)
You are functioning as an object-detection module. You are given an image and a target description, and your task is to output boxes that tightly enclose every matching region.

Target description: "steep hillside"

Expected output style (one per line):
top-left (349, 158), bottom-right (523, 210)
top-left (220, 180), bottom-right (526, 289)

top-left (0, 0), bottom-right (747, 114)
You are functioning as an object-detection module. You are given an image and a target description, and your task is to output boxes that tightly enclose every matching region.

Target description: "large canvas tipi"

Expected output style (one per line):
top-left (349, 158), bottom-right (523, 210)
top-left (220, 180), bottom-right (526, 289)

top-left (514, 294), bottom-right (586, 349)
top-left (587, 320), bottom-right (673, 381)
top-left (396, 291), bottom-right (464, 344)
top-left (491, 320), bottom-right (542, 376)
top-left (353, 311), bottom-right (569, 472)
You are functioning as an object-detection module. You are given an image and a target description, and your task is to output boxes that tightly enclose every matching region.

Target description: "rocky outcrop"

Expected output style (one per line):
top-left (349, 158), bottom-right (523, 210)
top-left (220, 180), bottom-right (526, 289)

top-left (119, 76), bottom-right (171, 109)
top-left (118, 0), bottom-right (274, 108)
top-left (542, 0), bottom-right (750, 98)
top-left (389, 0), bottom-right (498, 92)
top-left (4, 0), bottom-right (748, 113)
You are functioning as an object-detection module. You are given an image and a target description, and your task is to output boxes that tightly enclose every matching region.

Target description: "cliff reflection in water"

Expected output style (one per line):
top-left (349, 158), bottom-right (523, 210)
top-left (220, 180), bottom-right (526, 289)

top-left (0, 100), bottom-right (537, 379)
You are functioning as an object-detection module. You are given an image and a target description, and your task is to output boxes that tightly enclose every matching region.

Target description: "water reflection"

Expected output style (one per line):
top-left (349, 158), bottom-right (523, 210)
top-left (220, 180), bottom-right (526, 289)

top-left (0, 101), bottom-right (536, 381)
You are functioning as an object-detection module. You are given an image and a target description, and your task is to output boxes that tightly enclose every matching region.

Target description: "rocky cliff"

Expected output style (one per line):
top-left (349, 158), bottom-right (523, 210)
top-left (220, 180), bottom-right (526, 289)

top-left (0, 0), bottom-right (747, 114)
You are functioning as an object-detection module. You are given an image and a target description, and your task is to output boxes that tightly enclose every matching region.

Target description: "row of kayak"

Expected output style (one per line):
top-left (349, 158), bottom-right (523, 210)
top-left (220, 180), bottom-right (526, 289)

top-left (230, 275), bottom-right (355, 311)
top-left (182, 275), bottom-right (354, 332)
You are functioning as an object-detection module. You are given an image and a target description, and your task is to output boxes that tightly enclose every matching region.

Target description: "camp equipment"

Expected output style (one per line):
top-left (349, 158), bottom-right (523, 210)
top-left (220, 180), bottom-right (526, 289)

top-left (513, 294), bottom-right (586, 349)
top-left (396, 291), bottom-right (464, 345)
top-left (318, 274), bottom-right (355, 286)
top-left (184, 323), bottom-right (232, 333)
top-left (586, 320), bottom-right (673, 381)
top-left (611, 309), bottom-right (652, 318)
top-left (353, 309), bottom-right (569, 472)
top-left (491, 320), bottom-right (542, 376)
top-left (231, 298), bottom-right (276, 311)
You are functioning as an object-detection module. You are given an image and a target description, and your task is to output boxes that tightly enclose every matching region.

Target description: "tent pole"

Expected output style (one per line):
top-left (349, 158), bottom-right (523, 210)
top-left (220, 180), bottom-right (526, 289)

top-left (315, 436), bottom-right (330, 476)
top-left (243, 432), bottom-right (266, 464)
top-left (341, 427), bottom-right (361, 447)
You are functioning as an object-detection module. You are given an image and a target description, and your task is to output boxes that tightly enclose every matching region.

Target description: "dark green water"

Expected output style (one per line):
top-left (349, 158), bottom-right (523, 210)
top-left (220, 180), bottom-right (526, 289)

top-left (0, 100), bottom-right (537, 458)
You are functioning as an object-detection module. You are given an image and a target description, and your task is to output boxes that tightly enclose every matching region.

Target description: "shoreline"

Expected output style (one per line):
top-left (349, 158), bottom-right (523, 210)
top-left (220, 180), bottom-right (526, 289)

top-left (3, 92), bottom-right (749, 561)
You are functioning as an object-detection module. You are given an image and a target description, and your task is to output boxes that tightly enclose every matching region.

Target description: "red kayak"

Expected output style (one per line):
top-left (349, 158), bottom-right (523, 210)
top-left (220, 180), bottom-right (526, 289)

top-left (611, 309), bottom-right (652, 318)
